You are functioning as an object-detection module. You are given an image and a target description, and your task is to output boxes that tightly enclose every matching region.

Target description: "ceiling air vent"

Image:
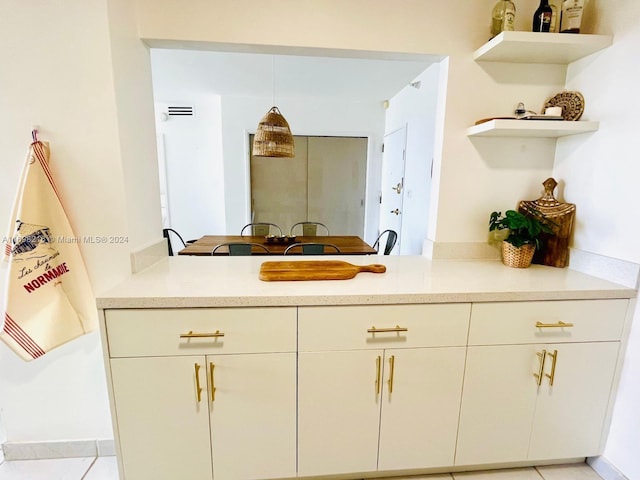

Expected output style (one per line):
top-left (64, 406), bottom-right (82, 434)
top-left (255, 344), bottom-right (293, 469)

top-left (167, 106), bottom-right (194, 117)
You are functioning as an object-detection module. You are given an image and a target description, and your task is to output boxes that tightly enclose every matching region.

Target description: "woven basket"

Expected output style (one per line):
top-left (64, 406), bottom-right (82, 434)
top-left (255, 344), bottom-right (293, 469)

top-left (253, 106), bottom-right (295, 157)
top-left (501, 241), bottom-right (535, 268)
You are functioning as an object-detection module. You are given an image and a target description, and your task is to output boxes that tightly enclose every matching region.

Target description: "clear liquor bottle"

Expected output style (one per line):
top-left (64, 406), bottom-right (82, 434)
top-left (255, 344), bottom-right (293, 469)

top-left (490, 0), bottom-right (516, 39)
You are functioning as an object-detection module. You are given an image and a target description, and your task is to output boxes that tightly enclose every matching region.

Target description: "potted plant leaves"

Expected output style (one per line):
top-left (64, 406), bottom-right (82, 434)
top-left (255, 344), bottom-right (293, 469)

top-left (489, 210), bottom-right (554, 268)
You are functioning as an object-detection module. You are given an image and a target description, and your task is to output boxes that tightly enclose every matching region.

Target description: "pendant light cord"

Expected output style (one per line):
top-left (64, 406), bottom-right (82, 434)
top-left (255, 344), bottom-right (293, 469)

top-left (272, 55), bottom-right (275, 107)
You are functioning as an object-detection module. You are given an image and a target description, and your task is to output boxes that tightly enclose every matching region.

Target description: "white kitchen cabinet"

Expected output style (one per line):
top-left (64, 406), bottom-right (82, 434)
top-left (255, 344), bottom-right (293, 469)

top-left (455, 299), bottom-right (627, 466)
top-left (105, 307), bottom-right (297, 480)
top-left (110, 356), bottom-right (214, 480)
top-left (298, 349), bottom-right (382, 476)
top-left (208, 352), bottom-right (296, 480)
top-left (377, 346), bottom-right (467, 471)
top-left (297, 304), bottom-right (470, 477)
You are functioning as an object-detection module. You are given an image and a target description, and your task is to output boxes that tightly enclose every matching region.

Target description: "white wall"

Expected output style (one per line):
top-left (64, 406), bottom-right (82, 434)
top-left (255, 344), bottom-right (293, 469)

top-left (384, 63), bottom-right (441, 255)
top-left (552, 1), bottom-right (640, 478)
top-left (1, 4), bottom-right (638, 479)
top-left (0, 0), bottom-right (160, 443)
top-left (219, 95), bottom-right (386, 244)
top-left (155, 97), bottom-right (226, 243)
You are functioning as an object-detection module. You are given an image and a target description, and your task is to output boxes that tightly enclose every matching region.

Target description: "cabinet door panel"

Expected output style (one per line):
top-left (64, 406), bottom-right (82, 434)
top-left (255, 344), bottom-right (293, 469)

top-left (298, 350), bottom-right (383, 477)
top-left (378, 347), bottom-right (466, 470)
top-left (456, 345), bottom-right (538, 466)
top-left (208, 353), bottom-right (296, 480)
top-left (529, 342), bottom-right (620, 460)
top-left (111, 357), bottom-right (213, 480)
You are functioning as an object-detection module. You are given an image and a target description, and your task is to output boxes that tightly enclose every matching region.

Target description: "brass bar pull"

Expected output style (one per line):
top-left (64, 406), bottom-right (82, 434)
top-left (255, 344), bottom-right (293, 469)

top-left (375, 356), bottom-right (382, 396)
top-left (209, 362), bottom-right (216, 402)
top-left (367, 325), bottom-right (408, 334)
top-left (194, 363), bottom-right (203, 403)
top-left (533, 349), bottom-right (547, 386)
top-left (387, 355), bottom-right (395, 394)
top-left (535, 321), bottom-right (574, 328)
top-left (180, 330), bottom-right (225, 338)
top-left (545, 350), bottom-right (558, 386)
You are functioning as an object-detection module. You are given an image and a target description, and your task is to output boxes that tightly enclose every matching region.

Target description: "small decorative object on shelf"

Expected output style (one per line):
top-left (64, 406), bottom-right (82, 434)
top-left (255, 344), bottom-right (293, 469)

top-left (489, 210), bottom-right (554, 268)
top-left (490, 0), bottom-right (516, 39)
top-left (518, 178), bottom-right (576, 268)
top-left (549, 0), bottom-right (561, 32)
top-left (533, 0), bottom-right (553, 32)
top-left (560, 0), bottom-right (585, 33)
top-left (544, 91), bottom-right (585, 121)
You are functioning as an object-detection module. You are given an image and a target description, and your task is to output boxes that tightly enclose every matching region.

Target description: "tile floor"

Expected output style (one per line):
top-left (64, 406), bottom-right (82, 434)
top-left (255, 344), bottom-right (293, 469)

top-left (0, 457), bottom-right (604, 480)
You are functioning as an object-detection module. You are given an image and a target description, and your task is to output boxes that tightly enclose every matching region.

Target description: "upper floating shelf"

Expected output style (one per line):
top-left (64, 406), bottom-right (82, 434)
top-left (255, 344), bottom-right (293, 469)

top-left (473, 31), bottom-right (613, 64)
top-left (467, 119), bottom-right (599, 138)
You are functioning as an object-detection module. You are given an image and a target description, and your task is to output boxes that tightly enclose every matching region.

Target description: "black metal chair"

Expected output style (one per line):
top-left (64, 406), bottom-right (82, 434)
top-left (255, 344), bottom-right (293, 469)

top-left (372, 229), bottom-right (398, 255)
top-left (211, 242), bottom-right (270, 256)
top-left (289, 221), bottom-right (330, 236)
top-left (283, 242), bottom-right (340, 255)
top-left (162, 228), bottom-right (185, 256)
top-left (240, 222), bottom-right (283, 237)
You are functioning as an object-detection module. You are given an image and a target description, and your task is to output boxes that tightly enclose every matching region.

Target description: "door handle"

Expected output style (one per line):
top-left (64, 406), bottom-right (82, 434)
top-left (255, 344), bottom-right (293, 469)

top-left (390, 208), bottom-right (400, 215)
top-left (392, 183), bottom-right (402, 194)
top-left (387, 355), bottom-right (395, 394)
top-left (545, 350), bottom-right (558, 386)
top-left (375, 355), bottom-right (382, 397)
top-left (533, 349), bottom-right (547, 386)
top-left (194, 363), bottom-right (203, 403)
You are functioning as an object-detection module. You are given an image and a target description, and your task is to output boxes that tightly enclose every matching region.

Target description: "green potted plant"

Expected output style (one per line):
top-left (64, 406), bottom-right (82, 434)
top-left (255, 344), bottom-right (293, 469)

top-left (489, 210), bottom-right (553, 268)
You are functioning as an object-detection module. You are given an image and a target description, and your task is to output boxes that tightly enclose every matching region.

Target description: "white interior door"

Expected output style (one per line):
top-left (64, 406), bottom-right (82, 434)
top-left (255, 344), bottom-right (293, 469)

top-left (378, 127), bottom-right (406, 252)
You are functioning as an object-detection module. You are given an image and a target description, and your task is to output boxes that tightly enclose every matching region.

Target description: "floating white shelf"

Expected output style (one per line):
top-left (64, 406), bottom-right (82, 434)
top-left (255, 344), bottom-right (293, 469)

top-left (466, 119), bottom-right (599, 138)
top-left (473, 31), bottom-right (613, 64)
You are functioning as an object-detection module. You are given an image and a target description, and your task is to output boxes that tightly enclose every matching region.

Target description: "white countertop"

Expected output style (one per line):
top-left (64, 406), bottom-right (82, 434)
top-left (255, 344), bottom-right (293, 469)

top-left (96, 255), bottom-right (636, 309)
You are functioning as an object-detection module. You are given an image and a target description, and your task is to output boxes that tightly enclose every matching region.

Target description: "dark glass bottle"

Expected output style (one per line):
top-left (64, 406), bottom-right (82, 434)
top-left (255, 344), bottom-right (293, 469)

top-left (533, 0), bottom-right (553, 32)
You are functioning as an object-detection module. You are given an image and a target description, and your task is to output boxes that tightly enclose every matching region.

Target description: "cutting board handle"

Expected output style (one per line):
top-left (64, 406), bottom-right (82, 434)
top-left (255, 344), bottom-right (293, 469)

top-left (358, 264), bottom-right (387, 274)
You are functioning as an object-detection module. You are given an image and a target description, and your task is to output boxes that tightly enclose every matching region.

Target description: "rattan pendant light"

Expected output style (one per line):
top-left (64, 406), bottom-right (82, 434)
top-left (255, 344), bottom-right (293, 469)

top-left (252, 57), bottom-right (295, 158)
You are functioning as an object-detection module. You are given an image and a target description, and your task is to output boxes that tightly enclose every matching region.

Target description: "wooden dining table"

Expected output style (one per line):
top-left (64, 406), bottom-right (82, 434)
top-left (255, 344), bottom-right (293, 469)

top-left (178, 235), bottom-right (377, 256)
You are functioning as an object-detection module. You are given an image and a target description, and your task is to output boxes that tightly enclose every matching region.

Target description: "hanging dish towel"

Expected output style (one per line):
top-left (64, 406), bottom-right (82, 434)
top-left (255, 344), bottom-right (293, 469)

top-left (2, 141), bottom-right (97, 361)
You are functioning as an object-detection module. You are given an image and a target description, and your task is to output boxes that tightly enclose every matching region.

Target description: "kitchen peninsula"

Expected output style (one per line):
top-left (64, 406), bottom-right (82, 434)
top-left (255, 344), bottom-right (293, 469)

top-left (97, 255), bottom-right (636, 480)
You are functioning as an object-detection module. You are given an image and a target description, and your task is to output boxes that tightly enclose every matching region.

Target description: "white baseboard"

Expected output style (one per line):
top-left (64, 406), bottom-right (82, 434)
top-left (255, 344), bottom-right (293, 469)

top-left (2, 439), bottom-right (115, 460)
top-left (588, 456), bottom-right (629, 480)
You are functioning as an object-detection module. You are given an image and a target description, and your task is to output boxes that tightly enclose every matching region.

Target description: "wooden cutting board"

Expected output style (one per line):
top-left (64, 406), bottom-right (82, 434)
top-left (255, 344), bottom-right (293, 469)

top-left (259, 260), bottom-right (386, 281)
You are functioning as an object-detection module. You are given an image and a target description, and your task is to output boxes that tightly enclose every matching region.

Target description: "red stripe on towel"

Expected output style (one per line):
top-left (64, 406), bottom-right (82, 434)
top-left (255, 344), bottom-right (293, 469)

top-left (3, 313), bottom-right (46, 358)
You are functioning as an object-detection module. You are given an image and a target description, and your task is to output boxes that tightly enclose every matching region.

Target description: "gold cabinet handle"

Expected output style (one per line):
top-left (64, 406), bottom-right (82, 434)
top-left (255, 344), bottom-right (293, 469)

top-left (533, 349), bottom-right (547, 386)
top-left (387, 355), bottom-right (395, 394)
top-left (535, 321), bottom-right (574, 328)
top-left (180, 330), bottom-right (225, 338)
top-left (545, 350), bottom-right (558, 386)
top-left (367, 325), bottom-right (408, 334)
top-left (375, 356), bottom-right (382, 396)
top-left (194, 363), bottom-right (203, 403)
top-left (209, 362), bottom-right (216, 402)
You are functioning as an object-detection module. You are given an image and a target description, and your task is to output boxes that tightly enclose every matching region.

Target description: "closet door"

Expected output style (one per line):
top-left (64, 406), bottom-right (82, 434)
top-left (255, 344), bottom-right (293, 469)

top-left (308, 136), bottom-right (367, 236)
top-left (250, 136), bottom-right (367, 236)
top-left (250, 135), bottom-right (308, 232)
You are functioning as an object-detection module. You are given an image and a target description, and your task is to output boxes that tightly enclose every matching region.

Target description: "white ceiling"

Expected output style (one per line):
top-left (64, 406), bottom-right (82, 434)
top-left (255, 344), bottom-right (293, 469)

top-left (150, 48), bottom-right (436, 103)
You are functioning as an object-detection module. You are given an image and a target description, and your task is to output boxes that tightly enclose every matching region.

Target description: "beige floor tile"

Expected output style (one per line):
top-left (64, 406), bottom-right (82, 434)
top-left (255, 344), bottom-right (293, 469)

top-left (83, 456), bottom-right (119, 480)
top-left (452, 467), bottom-right (542, 479)
top-left (369, 475), bottom-right (452, 480)
top-left (536, 463), bottom-right (603, 480)
top-left (0, 457), bottom-right (94, 480)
